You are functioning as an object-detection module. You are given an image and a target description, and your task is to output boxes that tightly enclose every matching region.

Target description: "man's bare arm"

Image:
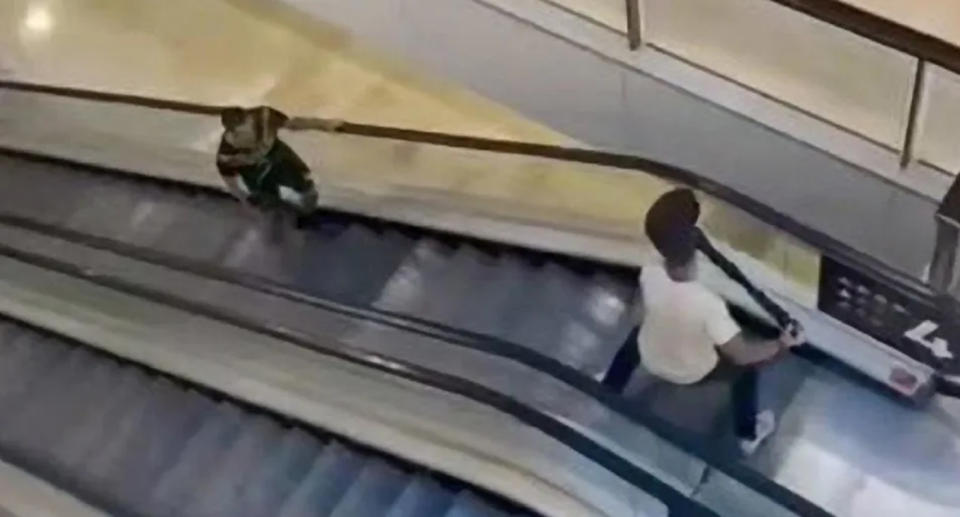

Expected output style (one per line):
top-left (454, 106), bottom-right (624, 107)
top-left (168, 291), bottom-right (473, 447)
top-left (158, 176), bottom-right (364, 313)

top-left (718, 323), bottom-right (805, 366)
top-left (717, 333), bottom-right (783, 366)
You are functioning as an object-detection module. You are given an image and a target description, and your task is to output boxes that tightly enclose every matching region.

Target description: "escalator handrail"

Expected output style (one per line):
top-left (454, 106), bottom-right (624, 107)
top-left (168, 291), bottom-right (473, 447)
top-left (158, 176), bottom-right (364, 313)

top-left (0, 78), bottom-right (943, 315)
top-left (0, 147), bottom-right (832, 517)
top-left (0, 210), bottom-right (720, 517)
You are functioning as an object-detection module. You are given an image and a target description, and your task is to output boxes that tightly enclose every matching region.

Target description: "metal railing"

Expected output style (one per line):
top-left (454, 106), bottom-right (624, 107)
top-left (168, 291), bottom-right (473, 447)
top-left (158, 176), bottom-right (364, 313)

top-left (589, 0), bottom-right (960, 174)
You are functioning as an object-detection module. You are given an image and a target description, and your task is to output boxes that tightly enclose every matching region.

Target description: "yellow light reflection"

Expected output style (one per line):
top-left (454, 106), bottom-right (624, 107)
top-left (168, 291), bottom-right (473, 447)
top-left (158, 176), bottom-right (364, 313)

top-left (22, 3), bottom-right (54, 37)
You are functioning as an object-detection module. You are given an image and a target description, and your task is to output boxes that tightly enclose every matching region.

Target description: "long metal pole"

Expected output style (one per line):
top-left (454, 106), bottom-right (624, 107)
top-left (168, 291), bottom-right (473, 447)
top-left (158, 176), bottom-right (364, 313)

top-left (625, 0), bottom-right (643, 50)
top-left (901, 59), bottom-right (929, 168)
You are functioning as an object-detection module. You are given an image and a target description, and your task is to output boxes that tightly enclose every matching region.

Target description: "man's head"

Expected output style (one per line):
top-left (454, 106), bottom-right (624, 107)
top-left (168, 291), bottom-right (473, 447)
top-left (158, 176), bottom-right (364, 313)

top-left (220, 106), bottom-right (289, 150)
top-left (645, 188), bottom-right (701, 279)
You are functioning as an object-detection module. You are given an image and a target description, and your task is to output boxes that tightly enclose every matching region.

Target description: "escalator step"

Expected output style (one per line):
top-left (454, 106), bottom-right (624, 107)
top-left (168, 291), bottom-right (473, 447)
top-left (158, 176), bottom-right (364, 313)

top-left (445, 491), bottom-right (512, 517)
top-left (105, 388), bottom-right (215, 509)
top-left (234, 428), bottom-right (325, 517)
top-left (147, 402), bottom-right (246, 515)
top-left (54, 367), bottom-right (154, 472)
top-left (375, 238), bottom-right (456, 313)
top-left (328, 459), bottom-right (409, 517)
top-left (417, 245), bottom-right (499, 324)
top-left (386, 475), bottom-right (455, 517)
top-left (453, 254), bottom-right (531, 339)
top-left (64, 178), bottom-right (151, 240)
top-left (80, 377), bottom-right (183, 485)
top-left (146, 195), bottom-right (247, 263)
top-left (0, 336), bottom-right (70, 414)
top-left (303, 224), bottom-right (413, 303)
top-left (181, 415), bottom-right (287, 517)
top-left (276, 441), bottom-right (366, 517)
top-left (504, 263), bottom-right (587, 355)
top-left (1, 356), bottom-right (119, 463)
top-left (0, 346), bottom-right (95, 434)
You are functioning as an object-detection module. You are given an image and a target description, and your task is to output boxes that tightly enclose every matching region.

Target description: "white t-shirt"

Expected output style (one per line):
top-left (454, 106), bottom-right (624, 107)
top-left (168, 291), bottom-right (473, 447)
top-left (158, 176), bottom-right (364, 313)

top-left (638, 265), bottom-right (741, 384)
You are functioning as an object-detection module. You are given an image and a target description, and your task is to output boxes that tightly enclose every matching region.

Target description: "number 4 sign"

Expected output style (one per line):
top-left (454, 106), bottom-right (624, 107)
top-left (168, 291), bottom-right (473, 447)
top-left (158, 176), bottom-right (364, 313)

top-left (904, 321), bottom-right (955, 361)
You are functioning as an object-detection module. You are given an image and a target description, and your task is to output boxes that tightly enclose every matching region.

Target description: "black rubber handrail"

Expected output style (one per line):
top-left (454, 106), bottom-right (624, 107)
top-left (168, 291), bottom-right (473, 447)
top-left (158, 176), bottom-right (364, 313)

top-left (0, 78), bottom-right (943, 314)
top-left (0, 226), bottom-right (720, 517)
top-left (0, 147), bottom-right (833, 517)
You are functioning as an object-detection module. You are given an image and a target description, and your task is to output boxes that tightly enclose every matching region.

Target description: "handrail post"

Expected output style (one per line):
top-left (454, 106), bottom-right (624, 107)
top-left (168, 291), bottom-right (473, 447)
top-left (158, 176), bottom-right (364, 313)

top-left (625, 0), bottom-right (644, 50)
top-left (930, 174), bottom-right (960, 292)
top-left (900, 59), bottom-right (929, 169)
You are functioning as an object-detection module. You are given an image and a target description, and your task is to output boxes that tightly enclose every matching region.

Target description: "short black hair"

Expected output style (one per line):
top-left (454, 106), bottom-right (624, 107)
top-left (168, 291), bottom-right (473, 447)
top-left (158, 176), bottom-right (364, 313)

top-left (645, 188), bottom-right (701, 267)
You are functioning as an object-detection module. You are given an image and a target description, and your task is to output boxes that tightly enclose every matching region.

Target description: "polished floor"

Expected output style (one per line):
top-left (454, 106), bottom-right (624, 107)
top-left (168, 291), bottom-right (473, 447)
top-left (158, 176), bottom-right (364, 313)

top-left (0, 0), bottom-right (567, 144)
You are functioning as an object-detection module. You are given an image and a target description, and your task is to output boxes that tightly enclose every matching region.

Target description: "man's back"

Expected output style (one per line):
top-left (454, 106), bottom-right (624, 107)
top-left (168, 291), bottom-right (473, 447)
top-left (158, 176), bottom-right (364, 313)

top-left (638, 264), bottom-right (740, 384)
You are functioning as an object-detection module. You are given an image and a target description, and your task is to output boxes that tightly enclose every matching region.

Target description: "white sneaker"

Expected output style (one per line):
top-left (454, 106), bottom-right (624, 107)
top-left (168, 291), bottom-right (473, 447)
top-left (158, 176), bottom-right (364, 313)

top-left (739, 410), bottom-right (776, 456)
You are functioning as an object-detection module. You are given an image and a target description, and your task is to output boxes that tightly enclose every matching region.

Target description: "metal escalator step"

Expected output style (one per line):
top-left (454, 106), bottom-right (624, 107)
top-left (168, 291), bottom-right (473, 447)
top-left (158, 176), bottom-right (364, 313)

top-left (234, 428), bottom-right (325, 517)
top-left (374, 238), bottom-right (456, 314)
top-left (79, 377), bottom-right (183, 484)
top-left (147, 402), bottom-right (247, 515)
top-left (0, 166), bottom-right (81, 225)
top-left (417, 245), bottom-right (499, 325)
top-left (0, 327), bottom-right (48, 393)
top-left (1, 356), bottom-right (119, 462)
top-left (54, 367), bottom-right (155, 472)
top-left (303, 224), bottom-right (413, 303)
top-left (147, 194), bottom-right (247, 263)
top-left (64, 179), bottom-right (148, 240)
top-left (346, 229), bottom-right (419, 305)
top-left (504, 263), bottom-right (588, 354)
top-left (328, 459), bottom-right (409, 517)
top-left (569, 273), bottom-right (637, 375)
top-left (0, 336), bottom-right (70, 413)
top-left (181, 415), bottom-right (287, 517)
top-left (445, 491), bottom-right (512, 517)
top-left (276, 441), bottom-right (366, 517)
top-left (385, 475), bottom-right (455, 517)
top-left (454, 254), bottom-right (532, 338)
top-left (104, 388), bottom-right (215, 510)
top-left (0, 321), bottom-right (21, 346)
top-left (220, 221), bottom-right (304, 283)
top-left (0, 346), bottom-right (95, 438)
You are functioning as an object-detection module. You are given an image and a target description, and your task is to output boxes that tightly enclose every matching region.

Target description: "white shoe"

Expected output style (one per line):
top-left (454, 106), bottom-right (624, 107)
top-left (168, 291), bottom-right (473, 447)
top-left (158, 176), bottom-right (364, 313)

top-left (739, 410), bottom-right (776, 456)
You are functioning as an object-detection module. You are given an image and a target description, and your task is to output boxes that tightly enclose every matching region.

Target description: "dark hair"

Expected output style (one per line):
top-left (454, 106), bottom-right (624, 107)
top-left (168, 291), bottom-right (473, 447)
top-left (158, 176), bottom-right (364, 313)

top-left (646, 188), bottom-right (795, 328)
top-left (220, 107), bottom-right (245, 130)
top-left (645, 188), bottom-right (700, 267)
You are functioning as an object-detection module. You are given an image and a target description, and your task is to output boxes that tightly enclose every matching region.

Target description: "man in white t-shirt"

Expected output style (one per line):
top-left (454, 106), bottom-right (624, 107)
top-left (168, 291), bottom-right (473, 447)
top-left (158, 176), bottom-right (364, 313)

top-left (600, 188), bottom-right (803, 454)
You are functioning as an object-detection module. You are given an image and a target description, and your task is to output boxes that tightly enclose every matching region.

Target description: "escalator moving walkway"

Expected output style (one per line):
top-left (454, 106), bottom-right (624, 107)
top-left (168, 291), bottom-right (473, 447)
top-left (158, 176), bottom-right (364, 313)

top-left (0, 317), bottom-right (534, 517)
top-left (0, 153), bottom-right (640, 379)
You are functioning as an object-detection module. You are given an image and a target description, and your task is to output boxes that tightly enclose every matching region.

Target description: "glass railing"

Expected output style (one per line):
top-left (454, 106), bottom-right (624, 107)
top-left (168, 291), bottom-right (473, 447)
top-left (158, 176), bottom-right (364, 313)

top-left (550, 0), bottom-right (960, 176)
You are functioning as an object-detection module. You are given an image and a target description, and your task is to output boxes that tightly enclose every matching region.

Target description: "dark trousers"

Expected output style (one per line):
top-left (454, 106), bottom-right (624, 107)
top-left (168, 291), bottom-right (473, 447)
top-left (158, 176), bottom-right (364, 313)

top-left (601, 327), bottom-right (759, 439)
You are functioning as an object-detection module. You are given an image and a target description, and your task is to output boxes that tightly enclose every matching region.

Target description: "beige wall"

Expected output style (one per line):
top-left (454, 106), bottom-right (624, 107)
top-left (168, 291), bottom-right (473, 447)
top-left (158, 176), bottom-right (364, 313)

top-left (646, 0), bottom-right (916, 149)
top-left (918, 66), bottom-right (960, 173)
top-left (545, 0), bottom-right (627, 32)
top-left (839, 0), bottom-right (960, 48)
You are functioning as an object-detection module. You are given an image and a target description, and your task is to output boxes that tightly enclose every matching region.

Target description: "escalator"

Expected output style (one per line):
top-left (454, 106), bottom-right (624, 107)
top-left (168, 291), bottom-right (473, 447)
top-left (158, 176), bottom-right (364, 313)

top-left (0, 152), bottom-right (637, 378)
top-left (2, 83), bottom-right (959, 517)
top-left (0, 316), bottom-right (533, 517)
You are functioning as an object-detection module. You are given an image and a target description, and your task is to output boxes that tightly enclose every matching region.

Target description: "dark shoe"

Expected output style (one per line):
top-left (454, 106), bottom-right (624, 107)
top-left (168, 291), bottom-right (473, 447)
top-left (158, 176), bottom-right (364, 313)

top-left (295, 212), bottom-right (316, 229)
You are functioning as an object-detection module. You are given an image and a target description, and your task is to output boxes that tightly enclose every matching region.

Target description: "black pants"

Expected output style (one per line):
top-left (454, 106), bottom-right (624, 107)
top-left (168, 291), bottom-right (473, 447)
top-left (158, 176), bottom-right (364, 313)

top-left (601, 327), bottom-right (759, 439)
